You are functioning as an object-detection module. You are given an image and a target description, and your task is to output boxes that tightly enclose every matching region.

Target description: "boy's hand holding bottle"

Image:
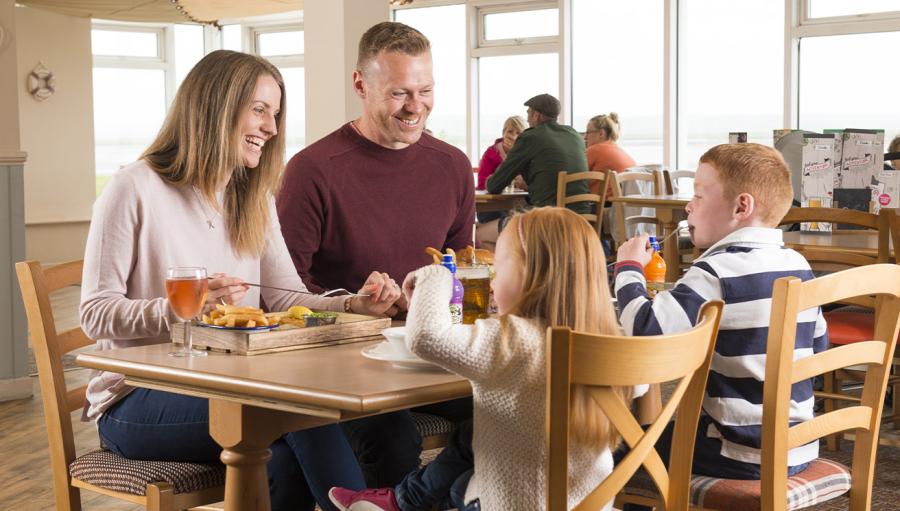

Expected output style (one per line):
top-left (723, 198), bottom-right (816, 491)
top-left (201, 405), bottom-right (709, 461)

top-left (616, 233), bottom-right (653, 267)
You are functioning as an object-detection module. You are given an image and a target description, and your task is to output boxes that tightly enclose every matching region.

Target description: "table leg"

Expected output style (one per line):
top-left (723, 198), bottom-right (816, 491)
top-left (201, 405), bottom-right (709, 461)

top-left (208, 399), bottom-right (335, 511)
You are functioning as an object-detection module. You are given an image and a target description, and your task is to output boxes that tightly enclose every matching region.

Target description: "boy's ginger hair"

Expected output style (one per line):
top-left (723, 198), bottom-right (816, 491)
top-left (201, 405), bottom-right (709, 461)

top-left (700, 143), bottom-right (794, 225)
top-left (504, 207), bottom-right (632, 449)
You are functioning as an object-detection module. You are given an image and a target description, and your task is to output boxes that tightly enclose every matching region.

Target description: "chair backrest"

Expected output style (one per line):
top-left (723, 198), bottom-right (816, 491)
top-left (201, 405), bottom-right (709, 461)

top-left (556, 171), bottom-right (608, 237)
top-left (888, 208), bottom-right (899, 263)
top-left (662, 169), bottom-right (695, 195)
top-left (608, 170), bottom-right (664, 244)
top-left (15, 260), bottom-right (92, 510)
top-left (760, 265), bottom-right (900, 511)
top-left (546, 301), bottom-right (724, 511)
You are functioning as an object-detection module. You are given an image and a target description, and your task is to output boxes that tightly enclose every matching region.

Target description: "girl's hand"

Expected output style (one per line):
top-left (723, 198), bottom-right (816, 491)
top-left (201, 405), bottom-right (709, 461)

top-left (206, 273), bottom-right (249, 308)
top-left (350, 271), bottom-right (402, 317)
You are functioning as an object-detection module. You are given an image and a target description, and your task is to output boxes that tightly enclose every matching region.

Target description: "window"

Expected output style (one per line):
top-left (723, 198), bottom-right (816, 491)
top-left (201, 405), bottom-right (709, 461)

top-left (478, 53), bottom-right (558, 157)
top-left (798, 31), bottom-right (900, 146)
top-left (394, 4), bottom-right (467, 154)
top-left (482, 8), bottom-right (558, 42)
top-left (247, 24), bottom-right (306, 156)
top-left (679, 0), bottom-right (784, 169)
top-left (806, 0), bottom-right (900, 19)
top-left (572, 0), bottom-right (663, 165)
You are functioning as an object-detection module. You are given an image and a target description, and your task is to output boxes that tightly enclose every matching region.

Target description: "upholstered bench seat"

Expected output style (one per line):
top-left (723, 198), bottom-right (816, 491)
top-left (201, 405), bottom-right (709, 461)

top-left (69, 449), bottom-right (225, 496)
top-left (412, 412), bottom-right (456, 439)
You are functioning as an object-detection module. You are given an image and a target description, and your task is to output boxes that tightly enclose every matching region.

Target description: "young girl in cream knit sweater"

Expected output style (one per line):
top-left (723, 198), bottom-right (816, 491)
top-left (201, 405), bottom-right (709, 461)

top-left (330, 207), bottom-right (637, 511)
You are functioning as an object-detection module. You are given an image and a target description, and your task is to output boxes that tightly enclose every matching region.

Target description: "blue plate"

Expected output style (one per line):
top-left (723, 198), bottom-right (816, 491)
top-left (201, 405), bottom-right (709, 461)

top-left (197, 322), bottom-right (279, 332)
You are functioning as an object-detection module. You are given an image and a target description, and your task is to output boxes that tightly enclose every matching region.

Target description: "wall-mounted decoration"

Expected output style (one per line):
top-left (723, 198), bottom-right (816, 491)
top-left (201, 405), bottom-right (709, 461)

top-left (27, 62), bottom-right (56, 102)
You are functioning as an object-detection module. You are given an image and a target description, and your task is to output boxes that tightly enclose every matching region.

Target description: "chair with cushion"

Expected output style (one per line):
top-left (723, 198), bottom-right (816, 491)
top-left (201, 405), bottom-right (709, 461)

top-left (620, 264), bottom-right (900, 510)
top-left (15, 260), bottom-right (225, 511)
top-left (556, 170), bottom-right (609, 237)
top-left (546, 301), bottom-right (723, 511)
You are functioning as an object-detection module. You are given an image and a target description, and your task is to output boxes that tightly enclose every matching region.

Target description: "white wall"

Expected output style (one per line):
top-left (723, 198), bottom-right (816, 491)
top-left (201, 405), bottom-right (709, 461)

top-left (16, 6), bottom-right (94, 263)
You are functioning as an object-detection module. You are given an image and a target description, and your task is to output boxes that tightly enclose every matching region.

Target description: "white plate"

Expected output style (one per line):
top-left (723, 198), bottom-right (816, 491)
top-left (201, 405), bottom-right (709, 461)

top-left (361, 342), bottom-right (445, 370)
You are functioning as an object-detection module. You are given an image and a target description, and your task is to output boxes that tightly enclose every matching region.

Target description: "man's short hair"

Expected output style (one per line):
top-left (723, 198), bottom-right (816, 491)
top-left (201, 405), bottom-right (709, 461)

top-left (524, 93), bottom-right (560, 119)
top-left (357, 21), bottom-right (431, 72)
top-left (699, 143), bottom-right (794, 226)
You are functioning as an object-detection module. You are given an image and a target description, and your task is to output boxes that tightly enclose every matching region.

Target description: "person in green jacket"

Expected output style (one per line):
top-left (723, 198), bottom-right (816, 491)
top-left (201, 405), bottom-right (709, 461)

top-left (476, 93), bottom-right (590, 250)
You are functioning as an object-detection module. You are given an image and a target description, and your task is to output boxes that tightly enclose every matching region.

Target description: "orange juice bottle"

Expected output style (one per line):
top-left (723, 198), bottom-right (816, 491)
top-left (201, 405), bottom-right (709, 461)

top-left (643, 236), bottom-right (667, 298)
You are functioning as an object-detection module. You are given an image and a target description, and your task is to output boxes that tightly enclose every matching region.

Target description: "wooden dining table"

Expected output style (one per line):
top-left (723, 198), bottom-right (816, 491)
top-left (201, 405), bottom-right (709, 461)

top-left (77, 341), bottom-right (471, 511)
top-left (782, 229), bottom-right (892, 258)
top-left (474, 190), bottom-right (529, 213)
top-left (605, 194), bottom-right (692, 281)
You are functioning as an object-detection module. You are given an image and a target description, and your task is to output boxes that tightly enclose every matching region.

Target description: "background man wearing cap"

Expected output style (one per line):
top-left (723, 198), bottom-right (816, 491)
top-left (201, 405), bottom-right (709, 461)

top-left (477, 93), bottom-right (590, 249)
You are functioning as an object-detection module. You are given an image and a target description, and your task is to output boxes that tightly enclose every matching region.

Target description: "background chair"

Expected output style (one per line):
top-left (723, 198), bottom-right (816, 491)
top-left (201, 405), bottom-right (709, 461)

top-left (15, 260), bottom-right (225, 511)
top-left (607, 169), bottom-right (664, 246)
top-left (662, 169), bottom-right (696, 196)
top-left (546, 301), bottom-right (723, 511)
top-left (556, 170), bottom-right (609, 238)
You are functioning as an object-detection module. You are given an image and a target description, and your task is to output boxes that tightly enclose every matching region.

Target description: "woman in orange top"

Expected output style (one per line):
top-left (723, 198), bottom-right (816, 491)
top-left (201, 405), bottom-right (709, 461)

top-left (585, 112), bottom-right (636, 195)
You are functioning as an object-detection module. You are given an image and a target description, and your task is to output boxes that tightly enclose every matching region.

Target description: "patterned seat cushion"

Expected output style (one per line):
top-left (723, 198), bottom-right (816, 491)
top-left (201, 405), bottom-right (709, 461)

top-left (69, 449), bottom-right (225, 496)
top-left (411, 412), bottom-right (455, 438)
top-left (623, 458), bottom-right (851, 510)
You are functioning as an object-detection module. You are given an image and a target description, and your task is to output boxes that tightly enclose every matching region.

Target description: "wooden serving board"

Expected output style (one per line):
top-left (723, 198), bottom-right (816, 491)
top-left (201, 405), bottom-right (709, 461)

top-left (172, 312), bottom-right (391, 355)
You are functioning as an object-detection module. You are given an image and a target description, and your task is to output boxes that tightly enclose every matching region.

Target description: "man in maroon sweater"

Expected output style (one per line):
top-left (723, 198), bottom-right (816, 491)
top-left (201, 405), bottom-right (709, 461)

top-left (277, 22), bottom-right (474, 489)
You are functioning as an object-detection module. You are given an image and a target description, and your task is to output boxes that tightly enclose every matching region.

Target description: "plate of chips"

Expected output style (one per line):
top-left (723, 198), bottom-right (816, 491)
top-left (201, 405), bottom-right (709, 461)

top-left (200, 304), bottom-right (279, 330)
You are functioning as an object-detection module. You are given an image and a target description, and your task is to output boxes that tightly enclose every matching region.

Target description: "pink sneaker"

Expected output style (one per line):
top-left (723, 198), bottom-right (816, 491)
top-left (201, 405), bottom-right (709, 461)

top-left (328, 487), bottom-right (401, 511)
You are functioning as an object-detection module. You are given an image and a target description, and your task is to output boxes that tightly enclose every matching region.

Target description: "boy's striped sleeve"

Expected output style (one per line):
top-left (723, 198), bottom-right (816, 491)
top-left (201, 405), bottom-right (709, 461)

top-left (615, 260), bottom-right (722, 336)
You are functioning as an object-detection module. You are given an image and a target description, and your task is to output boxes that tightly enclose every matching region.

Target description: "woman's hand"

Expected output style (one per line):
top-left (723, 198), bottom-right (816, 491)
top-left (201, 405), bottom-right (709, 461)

top-left (513, 174), bottom-right (527, 191)
top-left (349, 271), bottom-right (402, 317)
top-left (205, 273), bottom-right (249, 309)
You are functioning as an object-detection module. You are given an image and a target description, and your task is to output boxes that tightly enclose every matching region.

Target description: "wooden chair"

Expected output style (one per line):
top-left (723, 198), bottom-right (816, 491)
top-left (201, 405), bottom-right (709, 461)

top-left (556, 170), bottom-right (609, 237)
top-left (662, 169), bottom-right (696, 195)
top-left (546, 301), bottom-right (724, 511)
top-left (617, 265), bottom-right (900, 511)
top-left (778, 207), bottom-right (897, 449)
top-left (15, 260), bottom-right (225, 511)
top-left (608, 169), bottom-right (665, 246)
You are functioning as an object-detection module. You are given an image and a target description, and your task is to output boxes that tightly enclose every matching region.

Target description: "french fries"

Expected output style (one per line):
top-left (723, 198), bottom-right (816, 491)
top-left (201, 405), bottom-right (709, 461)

top-left (425, 245), bottom-right (494, 266)
top-left (201, 304), bottom-right (274, 328)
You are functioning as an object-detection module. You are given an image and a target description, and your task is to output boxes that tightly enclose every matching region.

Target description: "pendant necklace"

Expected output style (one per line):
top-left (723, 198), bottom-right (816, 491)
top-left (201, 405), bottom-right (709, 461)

top-left (193, 187), bottom-right (220, 230)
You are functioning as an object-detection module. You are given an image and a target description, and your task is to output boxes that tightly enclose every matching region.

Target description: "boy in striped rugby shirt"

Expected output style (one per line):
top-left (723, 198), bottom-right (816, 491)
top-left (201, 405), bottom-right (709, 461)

top-left (614, 143), bottom-right (828, 479)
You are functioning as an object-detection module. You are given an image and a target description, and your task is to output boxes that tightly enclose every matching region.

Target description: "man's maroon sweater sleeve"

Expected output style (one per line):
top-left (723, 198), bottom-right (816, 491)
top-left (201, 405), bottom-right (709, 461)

top-left (276, 152), bottom-right (327, 294)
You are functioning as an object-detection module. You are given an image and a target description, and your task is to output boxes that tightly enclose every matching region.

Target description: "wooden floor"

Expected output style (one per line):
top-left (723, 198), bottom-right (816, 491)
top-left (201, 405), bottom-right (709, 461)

top-left (0, 287), bottom-right (144, 509)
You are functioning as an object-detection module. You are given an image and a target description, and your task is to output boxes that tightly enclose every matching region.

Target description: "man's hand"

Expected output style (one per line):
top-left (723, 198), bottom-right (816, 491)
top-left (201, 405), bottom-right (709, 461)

top-left (616, 233), bottom-right (653, 268)
top-left (350, 271), bottom-right (402, 317)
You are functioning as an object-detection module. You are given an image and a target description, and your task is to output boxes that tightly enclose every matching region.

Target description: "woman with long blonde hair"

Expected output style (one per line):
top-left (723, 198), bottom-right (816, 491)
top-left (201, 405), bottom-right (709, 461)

top-left (80, 50), bottom-right (399, 510)
top-left (330, 207), bottom-right (638, 511)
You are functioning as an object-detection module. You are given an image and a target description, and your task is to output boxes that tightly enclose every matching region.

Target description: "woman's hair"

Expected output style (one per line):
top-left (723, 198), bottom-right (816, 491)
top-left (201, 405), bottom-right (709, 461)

top-left (587, 112), bottom-right (622, 142)
top-left (502, 115), bottom-right (526, 135)
top-left (503, 207), bottom-right (632, 449)
top-left (142, 50), bottom-right (286, 257)
top-left (890, 134), bottom-right (900, 153)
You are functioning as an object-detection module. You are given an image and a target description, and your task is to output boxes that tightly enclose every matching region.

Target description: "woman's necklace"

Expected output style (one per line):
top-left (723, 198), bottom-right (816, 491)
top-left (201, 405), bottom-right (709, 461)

top-left (192, 187), bottom-right (220, 230)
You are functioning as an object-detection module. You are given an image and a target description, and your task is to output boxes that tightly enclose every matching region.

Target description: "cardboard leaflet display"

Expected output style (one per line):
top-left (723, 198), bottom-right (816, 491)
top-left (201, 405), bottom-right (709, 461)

top-left (799, 134), bottom-right (835, 232)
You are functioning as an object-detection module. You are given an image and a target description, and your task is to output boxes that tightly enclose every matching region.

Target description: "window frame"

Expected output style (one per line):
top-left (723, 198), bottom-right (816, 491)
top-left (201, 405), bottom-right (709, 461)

top-left (91, 21), bottom-right (175, 105)
top-left (474, 1), bottom-right (560, 51)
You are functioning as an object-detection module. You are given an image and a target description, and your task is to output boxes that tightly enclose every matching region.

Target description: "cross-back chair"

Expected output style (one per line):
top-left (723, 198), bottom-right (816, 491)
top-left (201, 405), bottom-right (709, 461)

top-left (546, 301), bottom-right (723, 511)
top-left (15, 260), bottom-right (225, 511)
top-left (556, 170), bottom-right (609, 238)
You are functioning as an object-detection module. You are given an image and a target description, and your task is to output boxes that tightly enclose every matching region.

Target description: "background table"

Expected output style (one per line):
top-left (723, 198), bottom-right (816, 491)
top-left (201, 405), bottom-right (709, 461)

top-left (475, 190), bottom-right (528, 213)
top-left (78, 341), bottom-right (470, 511)
top-left (606, 194), bottom-right (691, 281)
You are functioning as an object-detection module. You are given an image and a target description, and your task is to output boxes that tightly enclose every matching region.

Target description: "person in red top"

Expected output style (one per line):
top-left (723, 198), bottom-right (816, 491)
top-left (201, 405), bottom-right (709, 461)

top-left (585, 112), bottom-right (636, 195)
top-left (277, 21), bottom-right (474, 491)
top-left (477, 115), bottom-right (526, 190)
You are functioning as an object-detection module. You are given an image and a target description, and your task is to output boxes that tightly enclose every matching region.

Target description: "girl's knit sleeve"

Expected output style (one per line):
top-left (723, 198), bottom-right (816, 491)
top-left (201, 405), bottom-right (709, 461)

top-left (405, 264), bottom-right (511, 384)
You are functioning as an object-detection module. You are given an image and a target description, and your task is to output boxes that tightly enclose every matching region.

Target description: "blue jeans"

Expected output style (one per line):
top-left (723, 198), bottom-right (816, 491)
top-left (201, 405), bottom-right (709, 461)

top-left (394, 418), bottom-right (474, 511)
top-left (98, 388), bottom-right (365, 511)
top-left (340, 397), bottom-right (473, 488)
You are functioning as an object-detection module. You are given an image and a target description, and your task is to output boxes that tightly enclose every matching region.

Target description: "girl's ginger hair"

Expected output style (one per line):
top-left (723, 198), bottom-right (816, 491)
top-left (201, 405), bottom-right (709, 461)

top-left (142, 50), bottom-right (286, 257)
top-left (504, 207), bottom-right (633, 449)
